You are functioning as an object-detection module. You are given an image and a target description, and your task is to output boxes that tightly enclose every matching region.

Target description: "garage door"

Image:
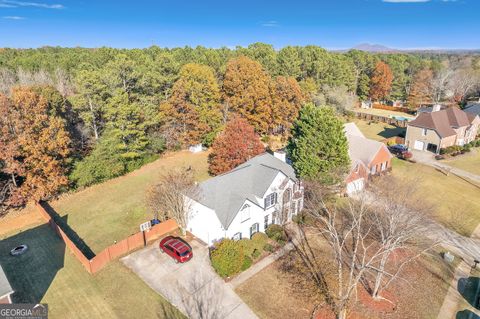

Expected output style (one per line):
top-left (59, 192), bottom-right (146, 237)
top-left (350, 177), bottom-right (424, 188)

top-left (414, 140), bottom-right (425, 151)
top-left (347, 178), bottom-right (365, 195)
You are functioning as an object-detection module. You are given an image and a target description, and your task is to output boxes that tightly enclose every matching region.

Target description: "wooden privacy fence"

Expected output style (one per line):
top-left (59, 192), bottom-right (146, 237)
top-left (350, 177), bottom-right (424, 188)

top-left (354, 111), bottom-right (408, 128)
top-left (36, 202), bottom-right (178, 274)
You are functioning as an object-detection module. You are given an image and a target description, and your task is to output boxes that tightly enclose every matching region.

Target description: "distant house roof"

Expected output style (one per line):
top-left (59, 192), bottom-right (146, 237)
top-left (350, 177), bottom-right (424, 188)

top-left (344, 123), bottom-right (392, 168)
top-left (0, 265), bottom-right (13, 300)
top-left (409, 107), bottom-right (475, 138)
top-left (465, 103), bottom-right (480, 117)
top-left (195, 153), bottom-right (297, 229)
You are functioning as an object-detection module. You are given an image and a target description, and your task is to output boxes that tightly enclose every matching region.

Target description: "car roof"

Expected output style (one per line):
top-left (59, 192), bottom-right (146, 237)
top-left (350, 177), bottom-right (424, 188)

top-left (164, 238), bottom-right (190, 253)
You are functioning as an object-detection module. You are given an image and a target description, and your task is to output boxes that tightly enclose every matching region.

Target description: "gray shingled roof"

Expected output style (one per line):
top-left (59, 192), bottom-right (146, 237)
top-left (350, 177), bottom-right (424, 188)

top-left (465, 103), bottom-right (480, 117)
top-left (195, 153), bottom-right (297, 229)
top-left (344, 123), bottom-right (392, 168)
top-left (0, 265), bottom-right (13, 299)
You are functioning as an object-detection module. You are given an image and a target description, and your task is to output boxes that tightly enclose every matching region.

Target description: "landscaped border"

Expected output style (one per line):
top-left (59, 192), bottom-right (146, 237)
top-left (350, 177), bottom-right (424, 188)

top-left (36, 202), bottom-right (178, 274)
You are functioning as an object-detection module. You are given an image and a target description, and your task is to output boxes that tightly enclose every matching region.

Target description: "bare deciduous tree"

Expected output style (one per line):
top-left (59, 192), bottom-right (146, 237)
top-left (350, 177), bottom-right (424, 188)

top-left (145, 168), bottom-right (199, 235)
top-left (430, 68), bottom-right (453, 103)
top-left (448, 68), bottom-right (480, 104)
top-left (365, 176), bottom-right (439, 301)
top-left (0, 68), bottom-right (16, 96)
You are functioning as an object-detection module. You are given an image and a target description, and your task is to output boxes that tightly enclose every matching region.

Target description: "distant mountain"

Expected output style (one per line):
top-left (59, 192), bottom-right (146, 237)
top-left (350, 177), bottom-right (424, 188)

top-left (351, 43), bottom-right (398, 53)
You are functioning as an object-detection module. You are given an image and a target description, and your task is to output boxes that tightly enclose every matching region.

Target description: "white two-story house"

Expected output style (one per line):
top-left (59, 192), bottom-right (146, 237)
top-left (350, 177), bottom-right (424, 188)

top-left (186, 152), bottom-right (304, 246)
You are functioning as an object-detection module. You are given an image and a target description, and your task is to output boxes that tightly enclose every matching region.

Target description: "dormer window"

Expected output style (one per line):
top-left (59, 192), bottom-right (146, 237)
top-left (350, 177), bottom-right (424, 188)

top-left (240, 204), bottom-right (250, 222)
top-left (264, 193), bottom-right (277, 208)
top-left (422, 128), bottom-right (427, 136)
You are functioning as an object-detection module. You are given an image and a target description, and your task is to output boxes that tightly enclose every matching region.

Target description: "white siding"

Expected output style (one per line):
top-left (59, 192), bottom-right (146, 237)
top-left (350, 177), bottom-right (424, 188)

top-left (187, 200), bottom-right (224, 246)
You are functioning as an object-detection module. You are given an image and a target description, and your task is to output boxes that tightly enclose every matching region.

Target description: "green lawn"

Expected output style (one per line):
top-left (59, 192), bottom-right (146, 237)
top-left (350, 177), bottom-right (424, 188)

top-left (356, 107), bottom-right (413, 119)
top-left (49, 150), bottom-right (210, 253)
top-left (392, 158), bottom-right (480, 236)
top-left (0, 223), bottom-right (184, 319)
top-left (353, 119), bottom-right (406, 142)
top-left (444, 149), bottom-right (480, 176)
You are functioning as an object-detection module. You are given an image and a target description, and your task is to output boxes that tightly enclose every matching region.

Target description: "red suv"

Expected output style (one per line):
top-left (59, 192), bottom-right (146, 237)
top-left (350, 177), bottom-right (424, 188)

top-left (159, 236), bottom-right (193, 263)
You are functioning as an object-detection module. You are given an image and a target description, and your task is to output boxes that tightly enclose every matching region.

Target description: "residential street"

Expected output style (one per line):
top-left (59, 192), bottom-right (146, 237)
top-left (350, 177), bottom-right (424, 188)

top-left (121, 239), bottom-right (258, 319)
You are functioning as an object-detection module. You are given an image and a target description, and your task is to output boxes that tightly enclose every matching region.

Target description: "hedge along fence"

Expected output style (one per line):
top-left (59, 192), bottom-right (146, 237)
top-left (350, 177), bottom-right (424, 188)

top-left (36, 202), bottom-right (178, 274)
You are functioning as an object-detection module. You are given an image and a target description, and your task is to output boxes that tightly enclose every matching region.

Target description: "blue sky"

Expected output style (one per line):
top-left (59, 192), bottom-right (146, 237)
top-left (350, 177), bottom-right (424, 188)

top-left (0, 0), bottom-right (478, 49)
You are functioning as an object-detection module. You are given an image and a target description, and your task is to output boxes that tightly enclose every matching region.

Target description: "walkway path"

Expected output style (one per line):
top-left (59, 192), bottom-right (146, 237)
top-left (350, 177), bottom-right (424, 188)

top-left (411, 150), bottom-right (480, 184)
top-left (436, 224), bottom-right (480, 319)
top-left (228, 242), bottom-right (294, 289)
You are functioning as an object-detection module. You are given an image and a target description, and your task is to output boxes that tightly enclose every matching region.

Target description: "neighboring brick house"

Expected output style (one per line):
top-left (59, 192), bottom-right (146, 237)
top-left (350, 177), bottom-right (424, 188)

top-left (406, 105), bottom-right (480, 154)
top-left (344, 123), bottom-right (393, 195)
top-left (0, 265), bottom-right (14, 304)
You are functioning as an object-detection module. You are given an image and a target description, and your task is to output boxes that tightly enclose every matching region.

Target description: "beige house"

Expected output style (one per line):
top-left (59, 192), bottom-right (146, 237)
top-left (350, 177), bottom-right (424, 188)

top-left (405, 105), bottom-right (480, 154)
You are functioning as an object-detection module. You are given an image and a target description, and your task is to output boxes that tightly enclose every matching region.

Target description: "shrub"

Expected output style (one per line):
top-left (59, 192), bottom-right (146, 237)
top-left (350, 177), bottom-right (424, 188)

top-left (263, 243), bottom-right (275, 253)
top-left (251, 248), bottom-right (261, 259)
top-left (265, 225), bottom-right (287, 245)
top-left (210, 239), bottom-right (244, 277)
top-left (239, 233), bottom-right (269, 258)
top-left (241, 255), bottom-right (252, 271)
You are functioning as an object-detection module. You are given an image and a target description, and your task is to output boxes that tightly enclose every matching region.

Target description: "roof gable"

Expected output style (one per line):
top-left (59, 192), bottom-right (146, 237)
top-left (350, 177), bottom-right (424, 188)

top-left (194, 153), bottom-right (297, 229)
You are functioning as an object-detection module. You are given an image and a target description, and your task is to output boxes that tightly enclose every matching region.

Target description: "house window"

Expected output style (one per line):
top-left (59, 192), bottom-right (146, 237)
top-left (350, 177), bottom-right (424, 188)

top-left (232, 232), bottom-right (242, 241)
top-left (264, 193), bottom-right (277, 208)
top-left (371, 165), bottom-right (377, 175)
top-left (381, 162), bottom-right (387, 171)
top-left (422, 128), bottom-right (427, 136)
top-left (264, 215), bottom-right (269, 230)
top-left (250, 223), bottom-right (259, 238)
top-left (240, 204), bottom-right (250, 222)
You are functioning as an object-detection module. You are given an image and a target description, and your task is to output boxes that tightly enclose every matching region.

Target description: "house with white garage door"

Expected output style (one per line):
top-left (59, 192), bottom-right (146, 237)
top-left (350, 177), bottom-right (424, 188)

top-left (186, 152), bottom-right (303, 246)
top-left (344, 123), bottom-right (393, 195)
top-left (405, 105), bottom-right (480, 154)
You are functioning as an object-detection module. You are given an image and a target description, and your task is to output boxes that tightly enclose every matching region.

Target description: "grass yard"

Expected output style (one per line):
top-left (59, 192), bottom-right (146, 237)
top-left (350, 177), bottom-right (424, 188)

top-left (236, 245), bottom-right (453, 319)
top-left (1, 150), bottom-right (210, 254)
top-left (0, 223), bottom-right (184, 319)
top-left (356, 107), bottom-right (414, 119)
top-left (444, 149), bottom-right (480, 176)
top-left (46, 150), bottom-right (210, 253)
top-left (353, 119), bottom-right (406, 142)
top-left (392, 158), bottom-right (480, 236)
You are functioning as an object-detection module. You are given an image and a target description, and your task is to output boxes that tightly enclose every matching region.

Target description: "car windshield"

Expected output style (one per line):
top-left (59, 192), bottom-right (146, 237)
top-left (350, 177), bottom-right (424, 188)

top-left (179, 250), bottom-right (190, 257)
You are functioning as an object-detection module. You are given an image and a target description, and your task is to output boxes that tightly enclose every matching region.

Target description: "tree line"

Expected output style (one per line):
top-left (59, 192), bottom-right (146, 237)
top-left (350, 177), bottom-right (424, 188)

top-left (0, 44), bottom-right (479, 214)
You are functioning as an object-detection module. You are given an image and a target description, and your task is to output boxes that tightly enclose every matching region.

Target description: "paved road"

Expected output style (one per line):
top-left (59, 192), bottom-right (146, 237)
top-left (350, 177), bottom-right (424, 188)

top-left (411, 150), bottom-right (480, 184)
top-left (121, 239), bottom-right (258, 319)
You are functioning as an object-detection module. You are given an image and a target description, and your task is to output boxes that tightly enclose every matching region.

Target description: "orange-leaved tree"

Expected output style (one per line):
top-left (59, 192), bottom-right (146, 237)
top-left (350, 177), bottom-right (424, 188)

top-left (407, 68), bottom-right (433, 110)
top-left (208, 116), bottom-right (265, 176)
top-left (272, 76), bottom-right (305, 137)
top-left (0, 87), bottom-right (70, 206)
top-left (160, 63), bottom-right (222, 147)
top-left (222, 56), bottom-right (273, 134)
top-left (369, 61), bottom-right (393, 102)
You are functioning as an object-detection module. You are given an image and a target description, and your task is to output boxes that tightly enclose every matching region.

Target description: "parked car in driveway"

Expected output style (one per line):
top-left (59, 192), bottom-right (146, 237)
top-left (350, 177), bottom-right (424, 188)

top-left (388, 144), bottom-right (412, 159)
top-left (159, 236), bottom-right (193, 263)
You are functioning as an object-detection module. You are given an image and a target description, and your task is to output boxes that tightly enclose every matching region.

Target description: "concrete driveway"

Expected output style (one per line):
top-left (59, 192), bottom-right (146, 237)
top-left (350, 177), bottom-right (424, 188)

top-left (121, 239), bottom-right (258, 319)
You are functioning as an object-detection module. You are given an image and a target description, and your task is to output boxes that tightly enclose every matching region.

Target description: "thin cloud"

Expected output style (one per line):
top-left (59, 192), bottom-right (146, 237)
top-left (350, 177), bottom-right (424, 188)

top-left (2, 15), bottom-right (25, 19)
top-left (0, 0), bottom-right (64, 9)
top-left (261, 20), bottom-right (279, 27)
top-left (382, 0), bottom-right (431, 2)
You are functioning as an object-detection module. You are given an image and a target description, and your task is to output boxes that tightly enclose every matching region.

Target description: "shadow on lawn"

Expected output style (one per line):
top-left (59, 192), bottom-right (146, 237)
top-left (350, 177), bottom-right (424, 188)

top-left (456, 309), bottom-right (480, 319)
top-left (0, 223), bottom-right (65, 303)
top-left (458, 276), bottom-right (480, 310)
top-left (377, 126), bottom-right (406, 139)
top-left (41, 201), bottom-right (95, 259)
